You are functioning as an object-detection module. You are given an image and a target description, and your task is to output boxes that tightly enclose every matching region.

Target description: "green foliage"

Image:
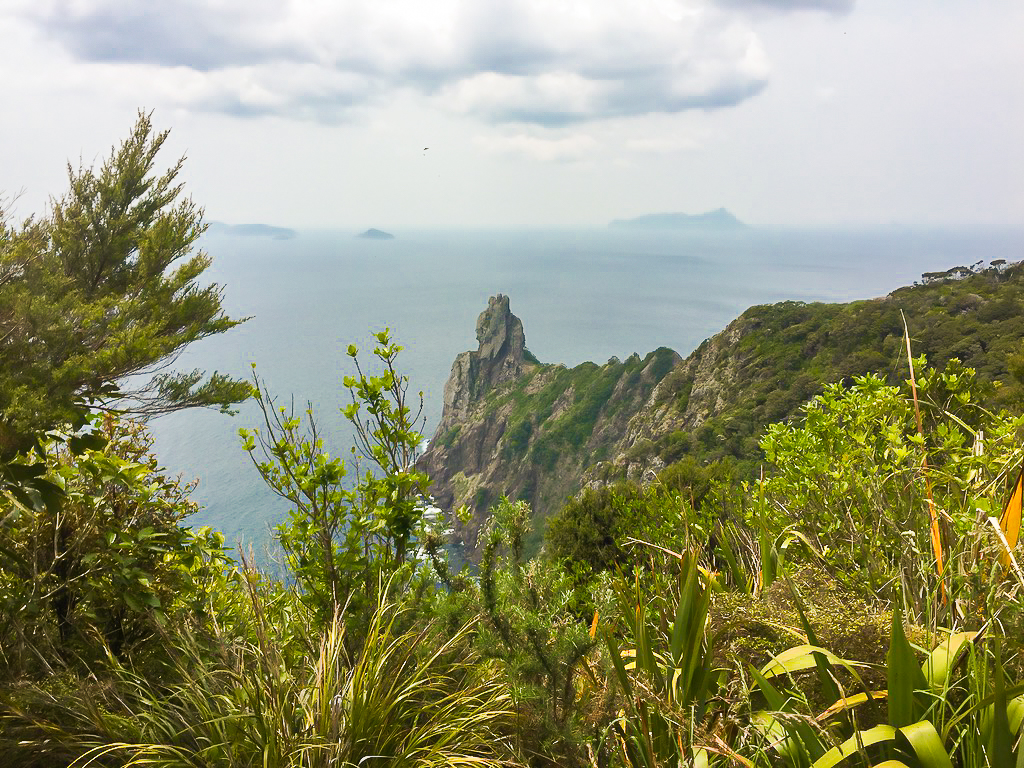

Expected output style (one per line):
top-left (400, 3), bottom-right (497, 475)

top-left (748, 613), bottom-right (1024, 768)
top-left (760, 361), bottom-right (1024, 617)
top-left (0, 112), bottom-right (248, 459)
top-left (646, 263), bottom-right (1024, 471)
top-left (0, 415), bottom-right (233, 676)
top-left (484, 349), bottom-right (676, 482)
top-left (646, 347), bottom-right (679, 381)
top-left (440, 424), bottom-right (462, 448)
top-left (8, 118), bottom-right (1024, 768)
top-left (546, 483), bottom-right (679, 578)
top-left (343, 330), bottom-right (429, 566)
top-left (604, 547), bottom-right (728, 768)
top-left (471, 498), bottom-right (602, 762)
top-left (1, 589), bottom-right (518, 768)
top-left (241, 382), bottom-right (366, 630)
top-left (0, 114), bottom-right (248, 676)
top-left (502, 418), bottom-right (533, 459)
top-left (659, 457), bottom-right (741, 515)
top-left (4, 333), bottom-right (1024, 767)
top-left (241, 329), bottom-right (429, 633)
top-left (546, 458), bottom-right (742, 584)
top-left (531, 354), bottom-right (642, 458)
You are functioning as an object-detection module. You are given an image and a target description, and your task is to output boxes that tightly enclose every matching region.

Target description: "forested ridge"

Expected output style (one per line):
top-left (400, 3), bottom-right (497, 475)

top-left (418, 258), bottom-right (1024, 554)
top-left (2, 117), bottom-right (1023, 767)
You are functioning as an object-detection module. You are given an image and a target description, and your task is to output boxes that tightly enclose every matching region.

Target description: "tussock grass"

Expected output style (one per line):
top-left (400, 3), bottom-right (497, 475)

top-left (1, 593), bottom-right (519, 768)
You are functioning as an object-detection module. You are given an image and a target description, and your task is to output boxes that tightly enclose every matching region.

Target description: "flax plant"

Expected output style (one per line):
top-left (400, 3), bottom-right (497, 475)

top-left (748, 604), bottom-right (1024, 767)
top-left (603, 544), bottom-right (734, 767)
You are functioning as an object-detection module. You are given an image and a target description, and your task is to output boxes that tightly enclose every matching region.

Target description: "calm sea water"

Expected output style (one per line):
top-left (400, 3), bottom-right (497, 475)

top-left (146, 228), bottom-right (1024, 554)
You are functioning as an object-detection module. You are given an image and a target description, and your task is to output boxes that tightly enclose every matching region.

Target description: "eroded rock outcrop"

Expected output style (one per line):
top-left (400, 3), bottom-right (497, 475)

top-left (417, 295), bottom-right (679, 556)
top-left (419, 263), bottom-right (1024, 560)
top-left (435, 294), bottom-right (529, 436)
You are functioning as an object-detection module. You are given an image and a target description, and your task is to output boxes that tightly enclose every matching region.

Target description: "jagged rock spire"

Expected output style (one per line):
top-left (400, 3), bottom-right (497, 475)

top-left (435, 294), bottom-right (528, 437)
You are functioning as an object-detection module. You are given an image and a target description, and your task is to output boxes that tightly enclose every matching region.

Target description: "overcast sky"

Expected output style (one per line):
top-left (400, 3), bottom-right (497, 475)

top-left (1, 0), bottom-right (1022, 230)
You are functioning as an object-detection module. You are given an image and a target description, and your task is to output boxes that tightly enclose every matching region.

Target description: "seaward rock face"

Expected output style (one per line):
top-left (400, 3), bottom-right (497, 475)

top-left (435, 294), bottom-right (528, 436)
top-left (417, 263), bottom-right (1024, 561)
top-left (416, 294), bottom-right (678, 557)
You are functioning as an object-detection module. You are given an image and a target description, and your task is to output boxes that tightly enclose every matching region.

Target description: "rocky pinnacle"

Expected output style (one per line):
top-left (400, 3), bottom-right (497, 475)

top-left (434, 294), bottom-right (528, 438)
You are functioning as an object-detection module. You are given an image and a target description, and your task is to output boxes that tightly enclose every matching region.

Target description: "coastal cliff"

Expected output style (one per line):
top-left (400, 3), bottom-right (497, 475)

top-left (417, 295), bottom-right (680, 553)
top-left (434, 294), bottom-right (532, 436)
top-left (418, 262), bottom-right (1024, 557)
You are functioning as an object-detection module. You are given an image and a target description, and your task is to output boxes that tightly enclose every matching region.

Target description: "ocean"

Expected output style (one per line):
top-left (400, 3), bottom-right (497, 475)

top-left (146, 227), bottom-right (1024, 555)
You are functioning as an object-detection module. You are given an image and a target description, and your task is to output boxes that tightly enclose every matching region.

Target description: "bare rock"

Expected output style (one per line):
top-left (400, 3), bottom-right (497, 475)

top-left (435, 294), bottom-right (529, 436)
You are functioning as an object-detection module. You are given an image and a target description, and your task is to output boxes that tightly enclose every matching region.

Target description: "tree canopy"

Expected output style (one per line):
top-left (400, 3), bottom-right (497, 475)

top-left (0, 112), bottom-right (249, 458)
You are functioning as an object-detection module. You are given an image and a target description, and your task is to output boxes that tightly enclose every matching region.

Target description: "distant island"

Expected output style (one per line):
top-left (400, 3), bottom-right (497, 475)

top-left (357, 228), bottom-right (395, 240)
top-left (609, 208), bottom-right (746, 231)
top-left (206, 222), bottom-right (297, 240)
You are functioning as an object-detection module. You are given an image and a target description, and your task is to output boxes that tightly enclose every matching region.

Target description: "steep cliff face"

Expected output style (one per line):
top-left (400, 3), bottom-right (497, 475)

top-left (418, 263), bottom-right (1024, 557)
top-left (417, 295), bottom-right (680, 554)
top-left (435, 294), bottom-right (531, 436)
top-left (417, 296), bottom-right (761, 553)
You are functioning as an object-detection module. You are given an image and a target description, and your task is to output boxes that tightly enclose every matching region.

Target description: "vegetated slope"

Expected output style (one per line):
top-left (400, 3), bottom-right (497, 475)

top-left (417, 261), bottom-right (1024, 556)
top-left (620, 260), bottom-right (1024, 472)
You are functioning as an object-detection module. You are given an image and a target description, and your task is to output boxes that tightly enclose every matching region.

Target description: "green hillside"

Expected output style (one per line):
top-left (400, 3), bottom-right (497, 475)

top-left (419, 261), bottom-right (1024, 546)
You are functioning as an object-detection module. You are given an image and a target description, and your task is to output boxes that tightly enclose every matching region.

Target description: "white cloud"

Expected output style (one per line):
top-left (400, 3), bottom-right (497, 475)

top-left (444, 72), bottom-right (607, 124)
top-left (9, 0), bottom-right (774, 125)
top-left (814, 85), bottom-right (838, 103)
top-left (474, 133), bottom-right (601, 163)
top-left (715, 0), bottom-right (854, 11)
top-left (626, 136), bottom-right (702, 153)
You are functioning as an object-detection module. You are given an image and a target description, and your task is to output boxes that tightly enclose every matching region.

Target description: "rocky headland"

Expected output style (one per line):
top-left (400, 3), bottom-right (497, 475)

top-left (418, 261), bottom-right (1024, 559)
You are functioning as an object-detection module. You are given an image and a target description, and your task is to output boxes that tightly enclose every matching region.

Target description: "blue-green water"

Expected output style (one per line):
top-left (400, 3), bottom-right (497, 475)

top-left (147, 228), bottom-right (1024, 554)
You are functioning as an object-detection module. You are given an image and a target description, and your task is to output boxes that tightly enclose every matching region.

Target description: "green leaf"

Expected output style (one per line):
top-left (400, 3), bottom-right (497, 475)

top-left (0, 540), bottom-right (29, 572)
top-left (922, 631), bottom-right (977, 693)
top-left (990, 639), bottom-right (1014, 767)
top-left (69, 432), bottom-right (107, 454)
top-left (812, 725), bottom-right (897, 768)
top-left (750, 664), bottom-right (825, 765)
top-left (897, 721), bottom-right (953, 768)
top-left (760, 644), bottom-right (867, 681)
top-left (785, 571), bottom-right (841, 706)
top-left (123, 591), bottom-right (143, 612)
top-left (818, 690), bottom-right (889, 721)
top-left (887, 600), bottom-right (927, 728)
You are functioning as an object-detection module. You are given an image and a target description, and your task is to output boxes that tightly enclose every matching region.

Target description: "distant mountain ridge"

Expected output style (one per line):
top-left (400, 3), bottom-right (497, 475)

top-left (610, 208), bottom-right (746, 231)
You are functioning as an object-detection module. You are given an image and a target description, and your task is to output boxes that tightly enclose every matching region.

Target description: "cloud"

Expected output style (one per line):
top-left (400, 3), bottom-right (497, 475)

top-left (815, 85), bottom-right (838, 103)
top-left (474, 133), bottom-right (601, 163)
top-left (714, 0), bottom-right (855, 12)
top-left (443, 11), bottom-right (769, 125)
top-left (13, 0), bottom-right (776, 125)
top-left (37, 0), bottom-right (295, 71)
top-left (625, 136), bottom-right (702, 153)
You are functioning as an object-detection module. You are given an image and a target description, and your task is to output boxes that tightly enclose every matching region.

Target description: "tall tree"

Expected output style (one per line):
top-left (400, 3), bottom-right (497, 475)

top-left (0, 112), bottom-right (249, 458)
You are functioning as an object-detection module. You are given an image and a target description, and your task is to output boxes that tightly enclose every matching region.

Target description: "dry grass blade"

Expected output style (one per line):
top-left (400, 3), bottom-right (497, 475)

top-left (989, 516), bottom-right (1024, 591)
top-left (901, 311), bottom-right (946, 602)
top-left (998, 463), bottom-right (1024, 568)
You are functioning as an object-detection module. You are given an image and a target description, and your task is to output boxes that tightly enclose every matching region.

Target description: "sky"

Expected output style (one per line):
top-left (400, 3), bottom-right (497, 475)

top-left (1, 0), bottom-right (1022, 230)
